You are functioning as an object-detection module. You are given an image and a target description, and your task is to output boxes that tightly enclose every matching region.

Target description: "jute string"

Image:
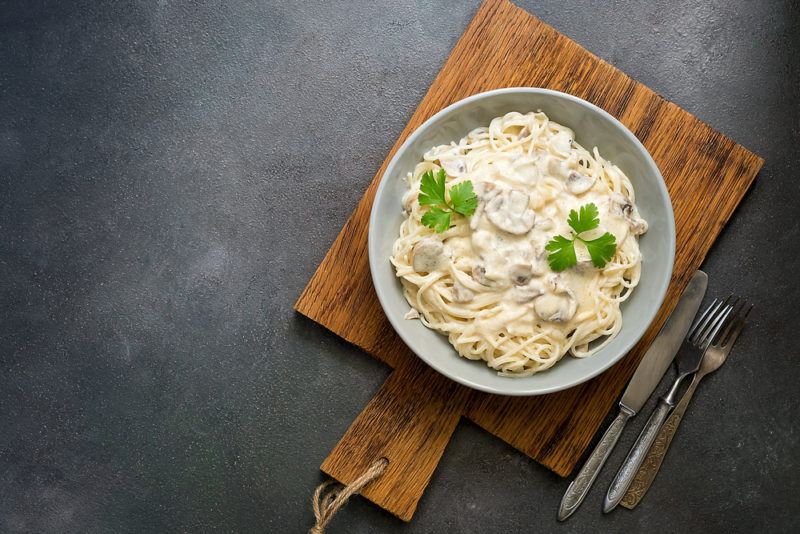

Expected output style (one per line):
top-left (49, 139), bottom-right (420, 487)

top-left (309, 457), bottom-right (389, 534)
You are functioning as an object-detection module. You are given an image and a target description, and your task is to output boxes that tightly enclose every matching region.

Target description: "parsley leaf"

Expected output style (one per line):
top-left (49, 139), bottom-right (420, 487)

top-left (567, 203), bottom-right (600, 234)
top-left (583, 232), bottom-right (617, 268)
top-left (418, 169), bottom-right (448, 207)
top-left (449, 181), bottom-right (478, 216)
top-left (421, 207), bottom-right (451, 233)
top-left (545, 235), bottom-right (577, 272)
top-left (418, 168), bottom-right (477, 233)
top-left (545, 202), bottom-right (617, 272)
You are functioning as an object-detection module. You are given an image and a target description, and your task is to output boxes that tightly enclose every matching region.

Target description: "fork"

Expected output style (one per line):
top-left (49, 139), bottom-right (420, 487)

top-left (603, 298), bottom-right (734, 513)
top-left (620, 298), bottom-right (753, 508)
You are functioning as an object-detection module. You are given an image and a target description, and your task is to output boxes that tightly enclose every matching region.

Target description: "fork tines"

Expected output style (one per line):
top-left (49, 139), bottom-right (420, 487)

top-left (688, 298), bottom-right (733, 348)
top-left (689, 296), bottom-right (752, 349)
top-left (713, 297), bottom-right (753, 348)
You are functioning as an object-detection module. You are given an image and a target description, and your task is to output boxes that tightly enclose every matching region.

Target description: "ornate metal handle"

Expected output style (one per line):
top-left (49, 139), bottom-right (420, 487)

top-left (558, 407), bottom-right (633, 521)
top-left (620, 376), bottom-right (702, 509)
top-left (603, 398), bottom-right (673, 512)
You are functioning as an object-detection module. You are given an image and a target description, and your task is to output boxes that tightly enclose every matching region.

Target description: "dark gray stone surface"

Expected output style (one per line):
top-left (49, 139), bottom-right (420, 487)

top-left (1, 1), bottom-right (797, 532)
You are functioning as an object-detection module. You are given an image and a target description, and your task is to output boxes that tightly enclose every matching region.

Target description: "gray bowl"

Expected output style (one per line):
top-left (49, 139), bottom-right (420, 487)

top-left (368, 88), bottom-right (675, 396)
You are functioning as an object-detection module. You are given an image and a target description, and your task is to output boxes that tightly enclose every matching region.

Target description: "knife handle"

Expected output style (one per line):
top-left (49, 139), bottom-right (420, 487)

top-left (620, 375), bottom-right (703, 509)
top-left (558, 406), bottom-right (633, 521)
top-left (603, 398), bottom-right (672, 513)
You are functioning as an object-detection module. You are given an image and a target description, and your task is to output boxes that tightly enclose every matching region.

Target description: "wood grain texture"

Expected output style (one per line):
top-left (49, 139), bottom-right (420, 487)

top-left (320, 358), bottom-right (470, 521)
top-left (295, 0), bottom-right (763, 520)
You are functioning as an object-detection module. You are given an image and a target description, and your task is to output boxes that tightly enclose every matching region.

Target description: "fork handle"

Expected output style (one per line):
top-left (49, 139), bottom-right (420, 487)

top-left (620, 375), bottom-right (703, 509)
top-left (558, 406), bottom-right (633, 521)
top-left (603, 397), bottom-right (673, 513)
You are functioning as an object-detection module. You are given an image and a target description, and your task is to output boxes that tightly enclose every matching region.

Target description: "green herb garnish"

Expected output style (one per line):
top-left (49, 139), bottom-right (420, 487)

top-left (545, 203), bottom-right (617, 272)
top-left (419, 168), bottom-right (477, 233)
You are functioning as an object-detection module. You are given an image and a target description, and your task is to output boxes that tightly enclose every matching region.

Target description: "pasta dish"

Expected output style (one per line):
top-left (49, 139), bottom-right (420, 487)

top-left (390, 111), bottom-right (648, 376)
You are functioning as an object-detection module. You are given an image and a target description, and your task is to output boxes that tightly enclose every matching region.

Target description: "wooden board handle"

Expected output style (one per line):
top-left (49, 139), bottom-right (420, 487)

top-left (320, 358), bottom-right (470, 521)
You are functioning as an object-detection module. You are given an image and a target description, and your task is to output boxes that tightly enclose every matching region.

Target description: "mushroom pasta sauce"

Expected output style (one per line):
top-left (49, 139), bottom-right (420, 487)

top-left (390, 111), bottom-right (648, 376)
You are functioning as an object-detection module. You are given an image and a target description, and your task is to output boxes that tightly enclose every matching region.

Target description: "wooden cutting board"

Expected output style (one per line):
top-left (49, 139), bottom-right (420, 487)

top-left (295, 0), bottom-right (762, 521)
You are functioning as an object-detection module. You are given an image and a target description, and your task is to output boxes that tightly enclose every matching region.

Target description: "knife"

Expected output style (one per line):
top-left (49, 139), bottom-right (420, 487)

top-left (557, 270), bottom-right (708, 521)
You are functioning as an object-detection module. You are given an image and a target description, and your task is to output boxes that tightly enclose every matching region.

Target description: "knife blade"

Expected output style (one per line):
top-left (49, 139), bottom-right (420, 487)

top-left (557, 270), bottom-right (707, 521)
top-left (619, 270), bottom-right (708, 414)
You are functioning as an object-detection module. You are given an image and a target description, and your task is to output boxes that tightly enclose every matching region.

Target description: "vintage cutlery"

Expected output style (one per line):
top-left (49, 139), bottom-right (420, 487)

top-left (620, 298), bottom-right (752, 508)
top-left (557, 271), bottom-right (708, 521)
top-left (603, 296), bottom-right (734, 513)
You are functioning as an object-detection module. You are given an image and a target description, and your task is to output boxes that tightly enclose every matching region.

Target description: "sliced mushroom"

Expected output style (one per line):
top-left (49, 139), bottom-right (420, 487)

top-left (513, 280), bottom-right (545, 303)
top-left (508, 263), bottom-right (533, 286)
top-left (612, 194), bottom-right (649, 235)
top-left (441, 158), bottom-right (467, 177)
top-left (621, 202), bottom-right (648, 235)
top-left (485, 189), bottom-right (536, 235)
top-left (566, 172), bottom-right (594, 195)
top-left (533, 288), bottom-right (577, 323)
top-left (469, 182), bottom-right (497, 230)
top-left (472, 265), bottom-right (491, 286)
top-left (552, 130), bottom-right (574, 153)
top-left (412, 239), bottom-right (444, 273)
top-left (450, 280), bottom-right (475, 303)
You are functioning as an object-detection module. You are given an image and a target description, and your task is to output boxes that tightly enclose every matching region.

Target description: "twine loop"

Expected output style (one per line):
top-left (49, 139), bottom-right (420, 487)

top-left (309, 458), bottom-right (389, 534)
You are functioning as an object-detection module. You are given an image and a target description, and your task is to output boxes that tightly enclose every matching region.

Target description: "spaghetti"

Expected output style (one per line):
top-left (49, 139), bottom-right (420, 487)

top-left (390, 111), bottom-right (648, 376)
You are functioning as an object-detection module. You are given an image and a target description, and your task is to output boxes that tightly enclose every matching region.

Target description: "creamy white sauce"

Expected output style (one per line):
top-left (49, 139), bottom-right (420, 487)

top-left (391, 111), bottom-right (647, 376)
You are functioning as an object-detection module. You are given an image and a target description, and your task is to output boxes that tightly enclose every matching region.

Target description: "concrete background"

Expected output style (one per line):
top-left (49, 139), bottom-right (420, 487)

top-left (1, 1), bottom-right (798, 532)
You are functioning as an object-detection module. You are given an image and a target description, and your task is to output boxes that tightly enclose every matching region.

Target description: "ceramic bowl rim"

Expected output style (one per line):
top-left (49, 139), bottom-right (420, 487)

top-left (367, 87), bottom-right (675, 396)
